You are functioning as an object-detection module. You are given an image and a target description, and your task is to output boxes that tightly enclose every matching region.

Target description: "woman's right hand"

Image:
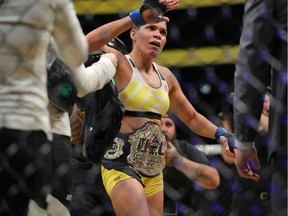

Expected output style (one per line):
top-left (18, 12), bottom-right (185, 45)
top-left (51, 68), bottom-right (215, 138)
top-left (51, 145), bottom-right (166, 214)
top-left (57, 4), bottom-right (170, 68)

top-left (141, 0), bottom-right (180, 24)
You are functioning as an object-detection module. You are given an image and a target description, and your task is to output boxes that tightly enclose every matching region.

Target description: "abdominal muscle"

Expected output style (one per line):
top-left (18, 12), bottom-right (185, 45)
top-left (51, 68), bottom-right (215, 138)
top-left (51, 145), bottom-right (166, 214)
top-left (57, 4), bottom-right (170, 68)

top-left (120, 116), bottom-right (161, 133)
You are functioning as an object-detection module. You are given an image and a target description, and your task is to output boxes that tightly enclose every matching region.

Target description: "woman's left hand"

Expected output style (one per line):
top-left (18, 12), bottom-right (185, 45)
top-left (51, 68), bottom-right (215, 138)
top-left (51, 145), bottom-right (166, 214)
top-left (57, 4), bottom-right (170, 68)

top-left (219, 135), bottom-right (235, 158)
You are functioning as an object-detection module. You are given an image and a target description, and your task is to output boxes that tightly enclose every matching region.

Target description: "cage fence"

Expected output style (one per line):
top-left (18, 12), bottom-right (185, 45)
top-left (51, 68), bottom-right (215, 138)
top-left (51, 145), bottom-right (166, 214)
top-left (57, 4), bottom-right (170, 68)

top-left (1, 0), bottom-right (286, 216)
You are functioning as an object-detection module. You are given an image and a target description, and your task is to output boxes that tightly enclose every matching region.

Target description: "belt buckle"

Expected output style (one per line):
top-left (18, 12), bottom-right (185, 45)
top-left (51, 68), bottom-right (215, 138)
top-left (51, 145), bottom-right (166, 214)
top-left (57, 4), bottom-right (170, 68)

top-left (127, 122), bottom-right (167, 176)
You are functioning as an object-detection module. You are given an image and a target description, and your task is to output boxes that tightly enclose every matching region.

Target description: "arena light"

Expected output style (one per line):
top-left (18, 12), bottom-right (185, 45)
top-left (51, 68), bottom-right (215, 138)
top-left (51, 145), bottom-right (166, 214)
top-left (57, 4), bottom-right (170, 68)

top-left (74, 0), bottom-right (244, 15)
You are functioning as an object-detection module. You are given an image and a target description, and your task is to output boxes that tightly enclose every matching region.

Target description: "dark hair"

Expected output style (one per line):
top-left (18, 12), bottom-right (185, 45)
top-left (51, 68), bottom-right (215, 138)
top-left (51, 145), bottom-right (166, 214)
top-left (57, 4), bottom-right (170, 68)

top-left (163, 111), bottom-right (177, 121)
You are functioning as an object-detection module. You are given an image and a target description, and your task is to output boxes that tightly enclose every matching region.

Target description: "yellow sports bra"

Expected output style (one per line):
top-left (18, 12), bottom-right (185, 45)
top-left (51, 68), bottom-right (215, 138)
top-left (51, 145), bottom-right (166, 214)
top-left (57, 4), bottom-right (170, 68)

top-left (118, 55), bottom-right (170, 119)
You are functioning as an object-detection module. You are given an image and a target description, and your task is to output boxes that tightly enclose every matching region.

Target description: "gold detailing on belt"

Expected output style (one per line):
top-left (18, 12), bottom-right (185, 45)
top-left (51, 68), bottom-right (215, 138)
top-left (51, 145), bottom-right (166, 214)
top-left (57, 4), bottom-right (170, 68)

top-left (104, 137), bottom-right (124, 160)
top-left (259, 191), bottom-right (270, 201)
top-left (127, 122), bottom-right (167, 177)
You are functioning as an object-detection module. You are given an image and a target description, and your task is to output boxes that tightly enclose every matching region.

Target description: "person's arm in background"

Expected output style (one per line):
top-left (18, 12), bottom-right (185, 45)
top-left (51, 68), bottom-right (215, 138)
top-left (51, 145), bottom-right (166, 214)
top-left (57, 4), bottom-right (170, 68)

top-left (48, 38), bottom-right (118, 98)
top-left (258, 93), bottom-right (270, 133)
top-left (70, 53), bottom-right (118, 97)
top-left (70, 103), bottom-right (85, 146)
top-left (233, 0), bottom-right (280, 181)
top-left (258, 113), bottom-right (269, 133)
top-left (52, 0), bottom-right (88, 68)
top-left (165, 142), bottom-right (220, 189)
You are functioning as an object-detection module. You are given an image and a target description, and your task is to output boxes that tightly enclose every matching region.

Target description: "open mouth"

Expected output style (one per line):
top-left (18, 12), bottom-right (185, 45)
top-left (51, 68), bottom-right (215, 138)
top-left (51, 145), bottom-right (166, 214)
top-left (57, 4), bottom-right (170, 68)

top-left (149, 41), bottom-right (160, 47)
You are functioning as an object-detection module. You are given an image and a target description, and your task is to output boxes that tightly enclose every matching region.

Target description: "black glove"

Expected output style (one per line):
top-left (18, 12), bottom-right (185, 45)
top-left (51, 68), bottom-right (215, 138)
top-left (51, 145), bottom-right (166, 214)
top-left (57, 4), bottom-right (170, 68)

top-left (140, 0), bottom-right (167, 15)
top-left (129, 0), bottom-right (167, 27)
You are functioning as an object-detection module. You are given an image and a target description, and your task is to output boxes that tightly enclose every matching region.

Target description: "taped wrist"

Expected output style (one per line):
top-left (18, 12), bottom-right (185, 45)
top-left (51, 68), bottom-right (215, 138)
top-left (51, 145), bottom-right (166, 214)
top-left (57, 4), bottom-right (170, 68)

top-left (215, 127), bottom-right (228, 143)
top-left (129, 0), bottom-right (167, 27)
top-left (129, 9), bottom-right (145, 27)
top-left (215, 127), bottom-right (235, 152)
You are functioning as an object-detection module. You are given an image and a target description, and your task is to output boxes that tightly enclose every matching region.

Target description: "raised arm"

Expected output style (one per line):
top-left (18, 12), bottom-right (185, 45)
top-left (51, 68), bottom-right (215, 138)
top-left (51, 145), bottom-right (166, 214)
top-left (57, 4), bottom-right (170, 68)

top-left (86, 0), bottom-right (179, 53)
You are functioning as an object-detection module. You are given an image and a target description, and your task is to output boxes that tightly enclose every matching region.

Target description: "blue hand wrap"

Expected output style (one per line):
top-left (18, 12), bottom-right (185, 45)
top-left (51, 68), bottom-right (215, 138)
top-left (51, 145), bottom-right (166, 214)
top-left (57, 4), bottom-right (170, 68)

top-left (129, 9), bottom-right (146, 27)
top-left (215, 127), bottom-right (235, 152)
top-left (215, 127), bottom-right (228, 143)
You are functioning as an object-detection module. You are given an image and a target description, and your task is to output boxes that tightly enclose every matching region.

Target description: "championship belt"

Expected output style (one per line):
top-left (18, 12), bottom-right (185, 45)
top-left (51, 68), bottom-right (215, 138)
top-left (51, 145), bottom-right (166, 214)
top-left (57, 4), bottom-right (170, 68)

top-left (127, 122), bottom-right (167, 177)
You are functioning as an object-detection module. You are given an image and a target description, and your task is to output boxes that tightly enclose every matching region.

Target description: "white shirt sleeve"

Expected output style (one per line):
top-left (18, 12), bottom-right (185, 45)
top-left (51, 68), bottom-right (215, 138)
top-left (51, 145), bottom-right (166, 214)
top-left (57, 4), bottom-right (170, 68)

top-left (52, 0), bottom-right (88, 68)
top-left (70, 57), bottom-right (116, 97)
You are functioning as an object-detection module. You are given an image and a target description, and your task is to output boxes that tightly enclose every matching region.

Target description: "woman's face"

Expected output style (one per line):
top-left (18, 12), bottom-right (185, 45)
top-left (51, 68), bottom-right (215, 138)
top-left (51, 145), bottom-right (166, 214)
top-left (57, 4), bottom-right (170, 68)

top-left (131, 21), bottom-right (167, 58)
